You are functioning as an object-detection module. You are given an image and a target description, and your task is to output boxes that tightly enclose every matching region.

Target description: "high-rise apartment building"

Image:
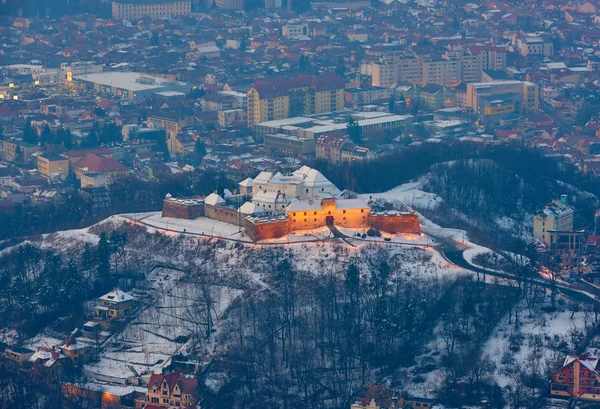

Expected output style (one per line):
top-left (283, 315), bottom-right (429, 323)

top-left (247, 75), bottom-right (345, 125)
top-left (111, 0), bottom-right (191, 20)
top-left (421, 58), bottom-right (462, 87)
top-left (461, 45), bottom-right (507, 83)
top-left (396, 55), bottom-right (423, 84)
top-left (371, 60), bottom-right (397, 87)
top-left (370, 46), bottom-right (507, 87)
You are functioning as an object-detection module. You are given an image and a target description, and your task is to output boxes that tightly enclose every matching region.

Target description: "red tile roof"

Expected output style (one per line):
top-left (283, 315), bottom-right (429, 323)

top-left (75, 153), bottom-right (128, 174)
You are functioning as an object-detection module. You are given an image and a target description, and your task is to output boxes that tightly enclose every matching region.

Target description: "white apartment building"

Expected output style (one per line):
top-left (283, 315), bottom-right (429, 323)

top-left (371, 60), bottom-right (397, 87)
top-left (111, 0), bottom-right (191, 20)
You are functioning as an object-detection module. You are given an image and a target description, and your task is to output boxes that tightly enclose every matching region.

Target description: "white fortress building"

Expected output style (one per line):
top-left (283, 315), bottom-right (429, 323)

top-left (245, 166), bottom-right (341, 213)
top-left (163, 166), bottom-right (421, 241)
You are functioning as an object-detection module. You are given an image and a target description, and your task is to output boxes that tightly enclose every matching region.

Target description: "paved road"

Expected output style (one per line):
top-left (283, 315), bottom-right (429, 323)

top-left (443, 249), bottom-right (600, 305)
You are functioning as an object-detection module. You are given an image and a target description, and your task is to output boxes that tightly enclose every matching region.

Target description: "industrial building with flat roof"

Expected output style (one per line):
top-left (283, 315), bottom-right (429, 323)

top-left (252, 111), bottom-right (413, 139)
top-left (75, 72), bottom-right (192, 103)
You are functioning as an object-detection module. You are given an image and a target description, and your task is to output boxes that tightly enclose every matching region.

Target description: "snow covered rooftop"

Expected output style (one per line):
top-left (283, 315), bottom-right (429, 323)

top-left (99, 288), bottom-right (134, 303)
top-left (204, 193), bottom-right (226, 206)
top-left (239, 201), bottom-right (262, 215)
top-left (239, 177), bottom-right (253, 187)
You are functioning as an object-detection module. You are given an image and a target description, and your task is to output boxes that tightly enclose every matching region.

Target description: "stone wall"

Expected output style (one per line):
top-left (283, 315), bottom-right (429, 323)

top-left (162, 199), bottom-right (204, 219)
top-left (204, 203), bottom-right (242, 226)
top-left (245, 218), bottom-right (290, 241)
top-left (369, 213), bottom-right (420, 234)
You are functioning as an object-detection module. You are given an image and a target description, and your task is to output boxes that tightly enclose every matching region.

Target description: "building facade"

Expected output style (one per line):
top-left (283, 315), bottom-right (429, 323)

top-left (246, 75), bottom-right (345, 125)
top-left (533, 196), bottom-right (574, 247)
top-left (111, 0), bottom-right (191, 20)
top-left (140, 371), bottom-right (200, 409)
top-left (37, 154), bottom-right (69, 179)
top-left (551, 353), bottom-right (600, 401)
top-left (466, 81), bottom-right (538, 114)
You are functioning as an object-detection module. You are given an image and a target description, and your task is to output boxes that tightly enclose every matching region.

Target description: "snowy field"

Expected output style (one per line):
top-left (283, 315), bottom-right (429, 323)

top-left (362, 180), bottom-right (443, 211)
top-left (122, 213), bottom-right (251, 241)
top-left (484, 303), bottom-right (589, 388)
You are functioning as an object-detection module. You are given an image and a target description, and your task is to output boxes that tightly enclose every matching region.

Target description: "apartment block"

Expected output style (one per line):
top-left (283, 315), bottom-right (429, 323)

top-left (247, 75), bottom-right (345, 125)
top-left (396, 55), bottom-right (423, 84)
top-left (422, 58), bottom-right (462, 87)
top-left (111, 0), bottom-right (191, 20)
top-left (462, 46), bottom-right (507, 83)
top-left (371, 60), bottom-right (397, 87)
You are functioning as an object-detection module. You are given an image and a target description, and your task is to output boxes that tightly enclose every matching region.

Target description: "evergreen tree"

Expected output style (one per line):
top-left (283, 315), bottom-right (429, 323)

top-left (100, 123), bottom-right (122, 145)
top-left (57, 128), bottom-right (73, 149)
top-left (22, 121), bottom-right (37, 144)
top-left (96, 233), bottom-right (112, 291)
top-left (61, 260), bottom-right (85, 309)
top-left (40, 125), bottom-right (55, 146)
top-left (335, 56), bottom-right (346, 77)
top-left (346, 118), bottom-right (363, 145)
top-left (155, 131), bottom-right (171, 161)
top-left (388, 95), bottom-right (395, 113)
top-left (37, 252), bottom-right (62, 312)
top-left (195, 140), bottom-right (206, 158)
top-left (299, 54), bottom-right (310, 72)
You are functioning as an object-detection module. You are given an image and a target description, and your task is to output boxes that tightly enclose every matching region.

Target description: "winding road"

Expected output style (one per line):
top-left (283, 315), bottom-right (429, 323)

top-left (442, 248), bottom-right (600, 305)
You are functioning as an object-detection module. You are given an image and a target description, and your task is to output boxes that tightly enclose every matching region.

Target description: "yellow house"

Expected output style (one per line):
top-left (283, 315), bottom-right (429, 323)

top-left (94, 288), bottom-right (135, 321)
top-left (60, 336), bottom-right (90, 364)
top-left (38, 154), bottom-right (69, 178)
top-left (167, 133), bottom-right (196, 157)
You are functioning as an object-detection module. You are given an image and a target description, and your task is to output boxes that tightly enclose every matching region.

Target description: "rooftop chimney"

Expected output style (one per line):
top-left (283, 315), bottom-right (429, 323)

top-left (561, 194), bottom-right (567, 205)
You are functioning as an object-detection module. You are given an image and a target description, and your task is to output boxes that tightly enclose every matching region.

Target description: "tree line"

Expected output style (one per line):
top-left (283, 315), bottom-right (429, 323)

top-left (0, 230), bottom-right (127, 336)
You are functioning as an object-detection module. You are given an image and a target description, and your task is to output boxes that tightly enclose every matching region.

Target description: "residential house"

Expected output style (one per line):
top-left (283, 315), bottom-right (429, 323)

top-left (2, 347), bottom-right (35, 370)
top-left (136, 371), bottom-right (200, 409)
top-left (94, 288), bottom-right (135, 323)
top-left (59, 336), bottom-right (91, 365)
top-left (218, 109), bottom-right (246, 127)
top-left (341, 144), bottom-right (374, 163)
top-left (316, 134), bottom-right (350, 163)
top-left (29, 348), bottom-right (67, 384)
top-left (167, 133), bottom-right (196, 157)
top-left (551, 352), bottom-right (600, 401)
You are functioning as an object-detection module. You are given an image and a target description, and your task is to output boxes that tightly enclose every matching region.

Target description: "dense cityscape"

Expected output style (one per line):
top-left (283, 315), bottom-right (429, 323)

top-left (2, 0), bottom-right (600, 408)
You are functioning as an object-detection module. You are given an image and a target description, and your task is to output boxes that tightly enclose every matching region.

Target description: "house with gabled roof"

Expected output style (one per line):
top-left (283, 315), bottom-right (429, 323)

top-left (551, 352), bottom-right (600, 401)
top-left (73, 153), bottom-right (129, 182)
top-left (136, 370), bottom-right (200, 409)
top-left (94, 287), bottom-right (135, 323)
